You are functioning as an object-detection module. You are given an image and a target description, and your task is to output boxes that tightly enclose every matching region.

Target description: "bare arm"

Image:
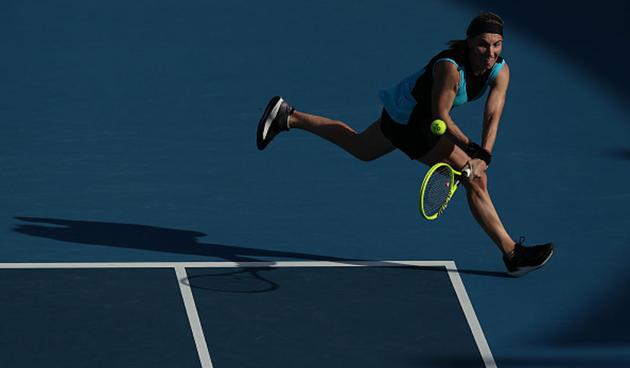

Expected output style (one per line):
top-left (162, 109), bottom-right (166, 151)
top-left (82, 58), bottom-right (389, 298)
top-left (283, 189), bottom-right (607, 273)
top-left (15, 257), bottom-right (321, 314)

top-left (482, 63), bottom-right (510, 153)
top-left (431, 62), bottom-right (471, 151)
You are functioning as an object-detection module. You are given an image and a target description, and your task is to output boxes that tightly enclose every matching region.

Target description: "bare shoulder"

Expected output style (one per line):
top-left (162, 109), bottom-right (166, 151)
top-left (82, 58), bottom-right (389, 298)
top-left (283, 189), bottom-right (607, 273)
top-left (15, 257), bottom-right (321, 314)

top-left (434, 61), bottom-right (460, 78)
top-left (495, 61), bottom-right (510, 87)
top-left (433, 61), bottom-right (461, 90)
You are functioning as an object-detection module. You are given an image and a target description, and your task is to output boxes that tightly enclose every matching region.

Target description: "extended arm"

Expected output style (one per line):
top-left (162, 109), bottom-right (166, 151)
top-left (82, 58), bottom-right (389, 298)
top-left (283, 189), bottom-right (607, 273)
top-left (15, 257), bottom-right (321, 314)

top-left (481, 63), bottom-right (510, 153)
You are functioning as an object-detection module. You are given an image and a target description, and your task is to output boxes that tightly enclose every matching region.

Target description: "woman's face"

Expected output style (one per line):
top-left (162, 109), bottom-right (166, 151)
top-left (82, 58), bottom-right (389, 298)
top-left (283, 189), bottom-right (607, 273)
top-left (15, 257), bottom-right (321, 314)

top-left (467, 33), bottom-right (503, 72)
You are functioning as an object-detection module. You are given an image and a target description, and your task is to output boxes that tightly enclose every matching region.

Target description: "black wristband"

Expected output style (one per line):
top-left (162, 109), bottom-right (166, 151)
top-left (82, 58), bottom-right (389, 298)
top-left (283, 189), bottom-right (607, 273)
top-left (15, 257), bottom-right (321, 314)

top-left (473, 148), bottom-right (492, 165)
top-left (464, 142), bottom-right (482, 157)
top-left (465, 142), bottom-right (492, 165)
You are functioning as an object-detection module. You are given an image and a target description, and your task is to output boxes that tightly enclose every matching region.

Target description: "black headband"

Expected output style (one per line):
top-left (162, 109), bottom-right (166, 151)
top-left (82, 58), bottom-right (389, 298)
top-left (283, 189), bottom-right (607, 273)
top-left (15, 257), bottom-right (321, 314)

top-left (466, 22), bottom-right (503, 37)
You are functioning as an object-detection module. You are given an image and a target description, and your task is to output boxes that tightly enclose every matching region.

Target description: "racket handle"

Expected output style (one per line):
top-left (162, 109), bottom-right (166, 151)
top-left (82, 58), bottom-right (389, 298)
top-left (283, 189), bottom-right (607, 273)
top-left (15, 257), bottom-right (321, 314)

top-left (462, 167), bottom-right (471, 178)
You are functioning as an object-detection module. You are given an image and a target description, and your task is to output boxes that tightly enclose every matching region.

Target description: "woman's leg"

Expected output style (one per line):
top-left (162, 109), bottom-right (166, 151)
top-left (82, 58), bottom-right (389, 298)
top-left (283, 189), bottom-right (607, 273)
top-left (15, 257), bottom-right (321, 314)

top-left (289, 110), bottom-right (395, 161)
top-left (419, 137), bottom-right (516, 255)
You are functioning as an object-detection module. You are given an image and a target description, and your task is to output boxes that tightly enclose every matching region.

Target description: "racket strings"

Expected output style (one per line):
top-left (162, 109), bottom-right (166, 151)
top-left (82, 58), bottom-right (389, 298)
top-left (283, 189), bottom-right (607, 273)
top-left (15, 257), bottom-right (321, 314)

top-left (423, 166), bottom-right (454, 217)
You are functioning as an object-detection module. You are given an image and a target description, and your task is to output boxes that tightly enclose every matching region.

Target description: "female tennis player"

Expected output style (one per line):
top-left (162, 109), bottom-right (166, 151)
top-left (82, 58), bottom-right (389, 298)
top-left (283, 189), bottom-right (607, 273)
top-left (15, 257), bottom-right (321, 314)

top-left (256, 13), bottom-right (553, 277)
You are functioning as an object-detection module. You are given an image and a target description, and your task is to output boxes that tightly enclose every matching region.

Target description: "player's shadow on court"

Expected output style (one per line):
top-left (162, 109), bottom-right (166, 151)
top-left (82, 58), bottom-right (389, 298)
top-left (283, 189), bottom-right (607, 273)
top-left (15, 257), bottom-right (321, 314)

top-left (12, 217), bottom-right (511, 280)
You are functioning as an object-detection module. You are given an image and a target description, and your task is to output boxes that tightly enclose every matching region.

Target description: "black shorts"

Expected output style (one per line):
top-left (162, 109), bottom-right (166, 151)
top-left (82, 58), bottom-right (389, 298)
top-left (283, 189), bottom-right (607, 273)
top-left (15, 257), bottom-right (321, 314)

top-left (379, 108), bottom-right (441, 160)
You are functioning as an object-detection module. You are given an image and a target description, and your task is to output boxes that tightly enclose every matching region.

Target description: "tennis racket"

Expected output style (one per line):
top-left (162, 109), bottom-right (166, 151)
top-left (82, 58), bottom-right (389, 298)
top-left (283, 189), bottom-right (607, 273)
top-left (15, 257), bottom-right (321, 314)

top-left (419, 163), bottom-right (471, 220)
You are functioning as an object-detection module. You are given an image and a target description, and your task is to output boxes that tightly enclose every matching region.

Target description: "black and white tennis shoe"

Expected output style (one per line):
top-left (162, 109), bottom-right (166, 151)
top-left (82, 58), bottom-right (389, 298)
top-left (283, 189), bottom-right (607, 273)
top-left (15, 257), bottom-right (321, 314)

top-left (256, 96), bottom-right (294, 150)
top-left (503, 238), bottom-right (554, 277)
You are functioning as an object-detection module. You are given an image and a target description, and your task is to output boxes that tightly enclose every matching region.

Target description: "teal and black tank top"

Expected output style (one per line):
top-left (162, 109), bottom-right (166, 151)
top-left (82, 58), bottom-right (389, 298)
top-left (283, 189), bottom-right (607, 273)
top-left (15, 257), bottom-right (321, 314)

top-left (378, 47), bottom-right (506, 125)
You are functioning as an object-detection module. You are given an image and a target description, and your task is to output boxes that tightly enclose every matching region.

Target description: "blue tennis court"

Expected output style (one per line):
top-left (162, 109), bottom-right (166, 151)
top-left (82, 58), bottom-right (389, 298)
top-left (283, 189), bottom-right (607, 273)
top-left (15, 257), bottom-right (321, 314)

top-left (0, 261), bottom-right (492, 367)
top-left (2, 1), bottom-right (629, 367)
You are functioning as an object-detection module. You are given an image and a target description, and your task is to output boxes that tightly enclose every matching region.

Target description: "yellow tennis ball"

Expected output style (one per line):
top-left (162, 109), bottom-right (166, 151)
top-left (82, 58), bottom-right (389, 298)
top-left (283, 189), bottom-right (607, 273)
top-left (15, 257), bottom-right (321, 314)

top-left (430, 119), bottom-right (447, 135)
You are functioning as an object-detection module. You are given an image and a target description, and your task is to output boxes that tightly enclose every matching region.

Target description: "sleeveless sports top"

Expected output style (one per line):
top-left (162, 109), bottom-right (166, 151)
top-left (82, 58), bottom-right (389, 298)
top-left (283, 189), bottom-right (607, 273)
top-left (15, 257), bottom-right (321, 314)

top-left (379, 47), bottom-right (505, 124)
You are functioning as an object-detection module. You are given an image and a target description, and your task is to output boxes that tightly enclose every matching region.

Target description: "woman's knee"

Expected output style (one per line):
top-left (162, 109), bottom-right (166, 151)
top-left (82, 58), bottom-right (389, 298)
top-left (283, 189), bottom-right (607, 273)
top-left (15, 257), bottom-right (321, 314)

top-left (464, 172), bottom-right (488, 195)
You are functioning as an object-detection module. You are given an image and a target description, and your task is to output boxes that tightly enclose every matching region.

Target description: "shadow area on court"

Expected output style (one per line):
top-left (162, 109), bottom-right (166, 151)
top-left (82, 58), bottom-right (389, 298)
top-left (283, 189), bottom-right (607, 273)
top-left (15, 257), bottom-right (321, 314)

top-left (13, 217), bottom-right (350, 263)
top-left (603, 148), bottom-right (630, 161)
top-left (421, 355), bottom-right (623, 368)
top-left (493, 356), bottom-right (628, 368)
top-left (408, 354), bottom-right (488, 368)
top-left (541, 272), bottom-right (630, 361)
top-left (429, 350), bottom-right (630, 367)
top-left (13, 217), bottom-right (511, 279)
top-left (454, 0), bottom-right (630, 100)
top-left (189, 266), bottom-right (487, 368)
top-left (0, 267), bottom-right (202, 367)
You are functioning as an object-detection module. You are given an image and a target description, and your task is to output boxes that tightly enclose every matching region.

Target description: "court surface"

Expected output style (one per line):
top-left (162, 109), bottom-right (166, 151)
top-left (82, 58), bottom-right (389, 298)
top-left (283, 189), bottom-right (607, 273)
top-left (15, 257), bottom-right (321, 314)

top-left (0, 261), bottom-right (493, 367)
top-left (2, 1), bottom-right (630, 367)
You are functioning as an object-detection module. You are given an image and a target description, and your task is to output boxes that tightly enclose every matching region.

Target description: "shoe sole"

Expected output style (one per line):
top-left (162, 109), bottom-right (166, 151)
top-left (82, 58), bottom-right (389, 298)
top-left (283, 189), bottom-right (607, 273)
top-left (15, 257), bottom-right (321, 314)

top-left (256, 96), bottom-right (283, 150)
top-left (507, 249), bottom-right (554, 277)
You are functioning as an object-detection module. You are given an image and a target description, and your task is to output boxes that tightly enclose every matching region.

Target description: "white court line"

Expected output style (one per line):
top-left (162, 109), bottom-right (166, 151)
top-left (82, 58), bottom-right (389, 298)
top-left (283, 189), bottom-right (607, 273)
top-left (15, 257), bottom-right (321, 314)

top-left (175, 266), bottom-right (214, 368)
top-left (0, 260), bottom-right (496, 368)
top-left (444, 261), bottom-right (497, 368)
top-left (0, 260), bottom-right (450, 269)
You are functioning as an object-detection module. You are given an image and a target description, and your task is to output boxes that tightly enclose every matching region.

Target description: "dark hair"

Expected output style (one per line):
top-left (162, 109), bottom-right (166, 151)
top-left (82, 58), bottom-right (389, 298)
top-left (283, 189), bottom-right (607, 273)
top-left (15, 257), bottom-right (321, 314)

top-left (447, 12), bottom-right (504, 50)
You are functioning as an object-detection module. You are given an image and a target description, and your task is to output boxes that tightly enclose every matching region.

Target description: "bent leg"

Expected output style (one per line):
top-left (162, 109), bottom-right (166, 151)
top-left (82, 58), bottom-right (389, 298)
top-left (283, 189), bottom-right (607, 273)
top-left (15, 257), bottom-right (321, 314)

top-left (289, 110), bottom-right (395, 161)
top-left (463, 174), bottom-right (515, 255)
top-left (419, 137), bottom-right (516, 255)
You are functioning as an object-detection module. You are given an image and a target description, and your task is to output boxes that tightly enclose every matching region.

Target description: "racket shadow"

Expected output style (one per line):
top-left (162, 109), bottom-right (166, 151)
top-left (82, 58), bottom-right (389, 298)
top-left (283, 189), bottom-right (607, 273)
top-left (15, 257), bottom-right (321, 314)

top-left (183, 268), bottom-right (280, 294)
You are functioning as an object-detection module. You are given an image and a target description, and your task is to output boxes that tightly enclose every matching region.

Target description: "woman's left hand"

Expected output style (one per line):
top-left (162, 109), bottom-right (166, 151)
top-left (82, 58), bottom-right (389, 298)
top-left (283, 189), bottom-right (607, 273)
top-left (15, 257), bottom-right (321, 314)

top-left (468, 158), bottom-right (487, 179)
